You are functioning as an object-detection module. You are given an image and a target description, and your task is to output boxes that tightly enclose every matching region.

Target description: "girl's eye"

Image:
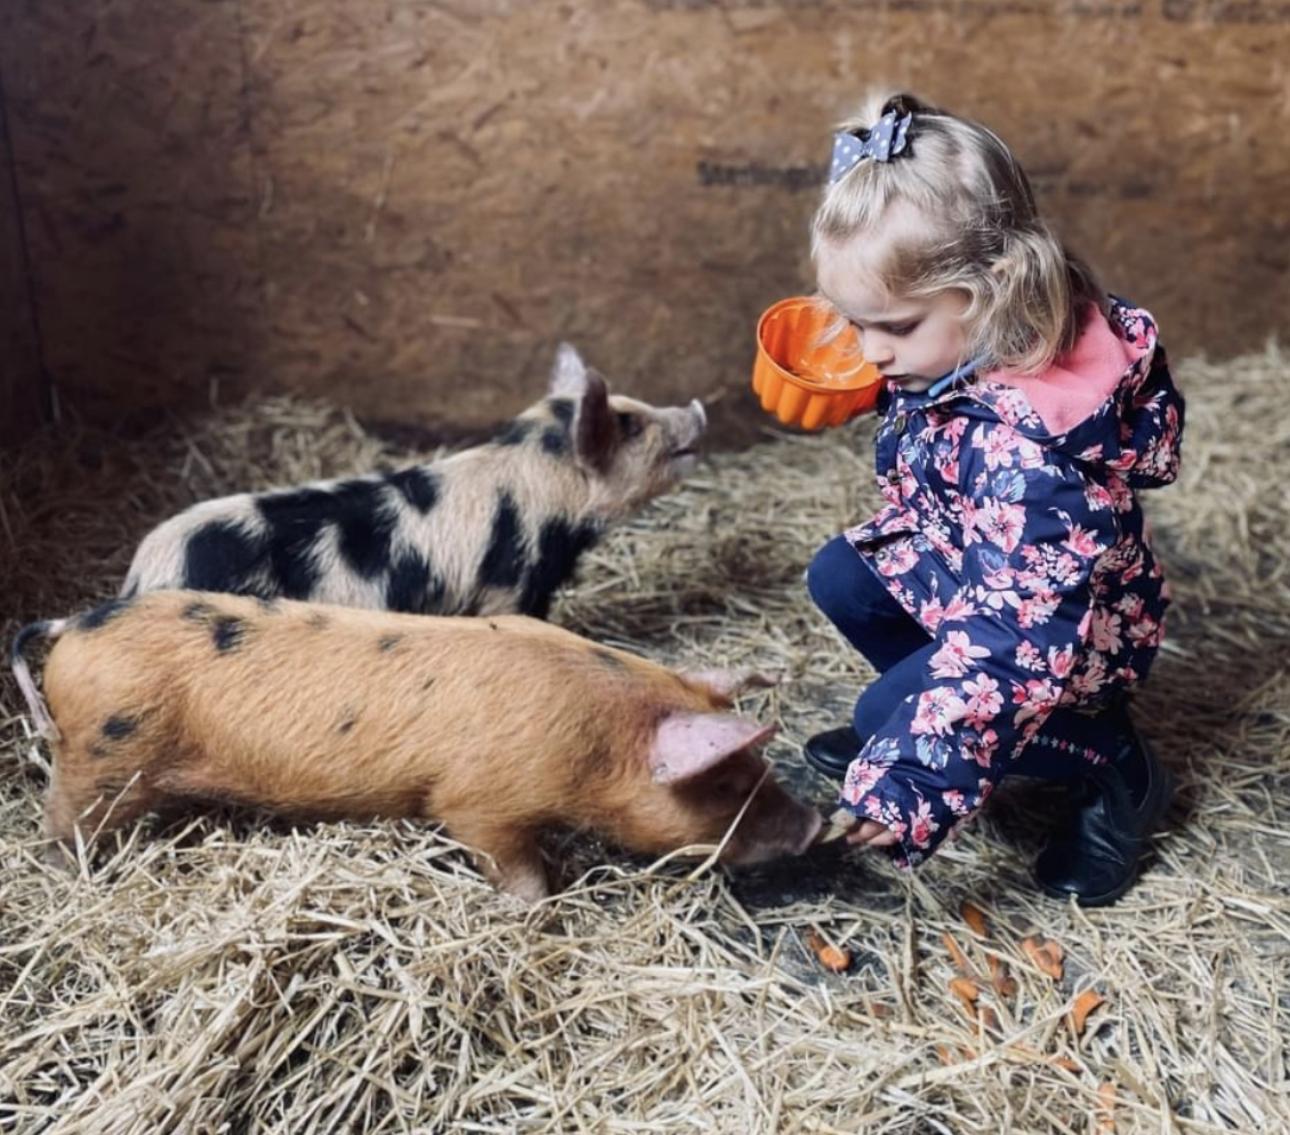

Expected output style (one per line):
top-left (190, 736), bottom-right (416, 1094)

top-left (850, 319), bottom-right (922, 337)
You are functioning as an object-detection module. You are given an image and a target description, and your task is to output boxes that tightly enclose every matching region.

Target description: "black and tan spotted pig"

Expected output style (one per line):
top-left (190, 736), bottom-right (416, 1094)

top-left (122, 344), bottom-right (706, 618)
top-left (12, 592), bottom-right (823, 901)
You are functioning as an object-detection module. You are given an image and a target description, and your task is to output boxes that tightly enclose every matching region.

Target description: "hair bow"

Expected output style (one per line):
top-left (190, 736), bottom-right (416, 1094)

top-left (828, 110), bottom-right (912, 185)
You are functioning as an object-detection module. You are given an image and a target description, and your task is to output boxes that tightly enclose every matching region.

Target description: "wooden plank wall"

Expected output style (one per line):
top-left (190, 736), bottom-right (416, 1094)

top-left (0, 77), bottom-right (43, 445)
top-left (0, 0), bottom-right (1286, 442)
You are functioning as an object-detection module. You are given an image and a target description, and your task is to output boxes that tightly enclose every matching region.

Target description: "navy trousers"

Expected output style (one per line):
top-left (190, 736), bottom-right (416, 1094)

top-left (807, 536), bottom-right (1131, 781)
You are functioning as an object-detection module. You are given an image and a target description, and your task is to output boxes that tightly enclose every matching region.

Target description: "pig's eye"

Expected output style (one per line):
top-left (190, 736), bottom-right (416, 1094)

top-left (713, 774), bottom-right (748, 797)
top-left (615, 412), bottom-right (644, 440)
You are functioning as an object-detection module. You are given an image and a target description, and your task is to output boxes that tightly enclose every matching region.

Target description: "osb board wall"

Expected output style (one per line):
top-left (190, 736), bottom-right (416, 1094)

top-left (0, 0), bottom-right (1287, 443)
top-left (0, 86), bottom-right (43, 445)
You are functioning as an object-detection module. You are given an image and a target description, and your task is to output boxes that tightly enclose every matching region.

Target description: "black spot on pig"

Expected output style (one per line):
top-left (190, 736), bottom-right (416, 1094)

top-left (88, 743), bottom-right (109, 761)
top-left (385, 467), bottom-right (439, 514)
top-left (331, 479), bottom-right (399, 579)
top-left (519, 518), bottom-right (602, 618)
top-left (101, 714), bottom-right (139, 741)
top-left (257, 489), bottom-right (327, 599)
top-left (377, 634), bottom-right (403, 653)
top-left (386, 551), bottom-right (447, 614)
top-left (479, 492), bottom-right (525, 590)
top-left (182, 600), bottom-right (218, 623)
top-left (259, 481), bottom-right (398, 591)
top-left (548, 398), bottom-right (575, 428)
top-left (184, 521), bottom-right (264, 594)
top-left (211, 615), bottom-right (246, 653)
top-left (337, 713), bottom-right (358, 734)
top-left (541, 428), bottom-right (568, 456)
top-left (495, 419), bottom-right (536, 446)
top-left (78, 596), bottom-right (134, 632)
top-left (615, 412), bottom-right (644, 440)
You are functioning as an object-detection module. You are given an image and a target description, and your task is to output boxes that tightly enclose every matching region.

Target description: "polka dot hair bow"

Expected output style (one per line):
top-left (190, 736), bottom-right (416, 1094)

top-left (829, 110), bottom-right (912, 184)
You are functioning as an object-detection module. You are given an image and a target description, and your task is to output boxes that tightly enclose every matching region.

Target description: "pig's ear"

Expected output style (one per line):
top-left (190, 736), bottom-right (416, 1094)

top-left (572, 370), bottom-right (616, 473)
top-left (549, 342), bottom-right (590, 398)
top-left (648, 714), bottom-right (776, 784)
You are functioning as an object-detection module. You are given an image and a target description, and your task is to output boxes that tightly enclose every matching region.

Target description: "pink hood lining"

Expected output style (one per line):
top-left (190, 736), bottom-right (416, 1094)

top-left (983, 306), bottom-right (1152, 437)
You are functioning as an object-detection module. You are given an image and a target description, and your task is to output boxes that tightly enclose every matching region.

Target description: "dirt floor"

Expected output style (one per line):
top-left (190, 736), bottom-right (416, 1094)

top-left (1, 352), bottom-right (1287, 1133)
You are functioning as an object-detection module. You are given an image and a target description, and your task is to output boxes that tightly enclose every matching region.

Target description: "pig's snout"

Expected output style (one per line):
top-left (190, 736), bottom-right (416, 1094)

top-left (661, 401), bottom-right (707, 476)
top-left (796, 809), bottom-right (825, 853)
top-left (722, 791), bottom-right (824, 867)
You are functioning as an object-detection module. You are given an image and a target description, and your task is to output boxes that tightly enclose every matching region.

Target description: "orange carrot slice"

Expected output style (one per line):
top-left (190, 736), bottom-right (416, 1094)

top-left (942, 931), bottom-right (972, 975)
top-left (1021, 935), bottom-right (1065, 980)
top-left (949, 976), bottom-right (980, 1019)
top-left (1068, 990), bottom-right (1107, 1036)
top-left (988, 953), bottom-right (1018, 997)
top-left (806, 930), bottom-right (851, 973)
top-left (1096, 1080), bottom-right (1117, 1132)
top-left (961, 900), bottom-right (989, 938)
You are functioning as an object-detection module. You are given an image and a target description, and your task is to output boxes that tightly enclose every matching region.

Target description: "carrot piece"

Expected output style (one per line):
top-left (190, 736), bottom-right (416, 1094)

top-left (942, 931), bottom-right (972, 975)
top-left (1021, 935), bottom-right (1065, 980)
top-left (1096, 1080), bottom-right (1118, 1132)
top-left (949, 976), bottom-right (980, 1019)
top-left (961, 900), bottom-right (989, 938)
top-left (988, 953), bottom-right (1018, 997)
top-left (806, 930), bottom-right (852, 973)
top-left (1068, 989), bottom-right (1107, 1036)
top-left (818, 807), bottom-right (856, 843)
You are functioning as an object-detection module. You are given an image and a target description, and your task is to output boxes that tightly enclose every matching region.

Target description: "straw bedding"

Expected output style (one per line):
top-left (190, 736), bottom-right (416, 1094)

top-left (1, 352), bottom-right (1287, 1133)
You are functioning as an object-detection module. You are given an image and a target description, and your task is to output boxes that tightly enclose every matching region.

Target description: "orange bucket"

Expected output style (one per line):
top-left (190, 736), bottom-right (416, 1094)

top-left (752, 296), bottom-right (883, 430)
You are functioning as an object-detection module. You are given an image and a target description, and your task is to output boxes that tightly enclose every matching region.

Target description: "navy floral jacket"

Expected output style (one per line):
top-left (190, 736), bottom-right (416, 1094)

top-left (839, 300), bottom-right (1185, 867)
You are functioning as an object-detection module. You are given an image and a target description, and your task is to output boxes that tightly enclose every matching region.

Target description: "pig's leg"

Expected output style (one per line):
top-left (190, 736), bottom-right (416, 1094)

top-left (444, 816), bottom-right (550, 902)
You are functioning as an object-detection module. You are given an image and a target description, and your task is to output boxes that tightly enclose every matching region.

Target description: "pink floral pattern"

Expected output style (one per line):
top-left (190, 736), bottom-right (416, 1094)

top-left (838, 301), bottom-right (1184, 867)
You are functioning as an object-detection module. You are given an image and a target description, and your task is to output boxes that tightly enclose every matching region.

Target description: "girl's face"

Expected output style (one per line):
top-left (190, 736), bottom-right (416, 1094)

top-left (816, 235), bottom-right (972, 393)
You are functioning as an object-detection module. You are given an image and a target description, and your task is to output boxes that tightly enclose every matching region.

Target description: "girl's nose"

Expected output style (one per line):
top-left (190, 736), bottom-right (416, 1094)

top-left (863, 335), bottom-right (894, 366)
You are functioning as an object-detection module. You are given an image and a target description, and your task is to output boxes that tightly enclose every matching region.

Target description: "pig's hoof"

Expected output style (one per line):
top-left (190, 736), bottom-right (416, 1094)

top-left (488, 857), bottom-right (552, 904)
top-left (41, 839), bottom-right (77, 872)
top-left (500, 873), bottom-right (551, 905)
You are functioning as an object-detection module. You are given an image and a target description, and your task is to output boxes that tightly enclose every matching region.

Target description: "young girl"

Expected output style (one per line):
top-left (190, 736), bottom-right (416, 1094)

top-left (804, 92), bottom-right (1184, 906)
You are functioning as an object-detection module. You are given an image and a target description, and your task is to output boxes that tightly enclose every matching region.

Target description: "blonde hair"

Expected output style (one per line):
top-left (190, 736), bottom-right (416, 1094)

top-left (813, 92), bottom-right (1104, 375)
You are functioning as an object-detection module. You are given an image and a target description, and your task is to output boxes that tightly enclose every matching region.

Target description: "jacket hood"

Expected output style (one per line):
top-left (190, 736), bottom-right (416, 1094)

top-left (917, 299), bottom-right (1184, 489)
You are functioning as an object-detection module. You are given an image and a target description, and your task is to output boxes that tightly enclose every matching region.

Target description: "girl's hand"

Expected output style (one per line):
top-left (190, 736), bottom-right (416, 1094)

top-left (846, 820), bottom-right (901, 848)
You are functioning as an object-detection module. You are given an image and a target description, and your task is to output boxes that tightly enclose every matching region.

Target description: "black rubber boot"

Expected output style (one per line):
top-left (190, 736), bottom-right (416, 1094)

top-left (803, 726), bottom-right (863, 781)
top-left (1034, 725), bottom-right (1172, 907)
